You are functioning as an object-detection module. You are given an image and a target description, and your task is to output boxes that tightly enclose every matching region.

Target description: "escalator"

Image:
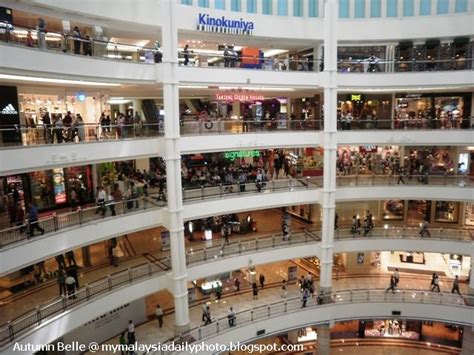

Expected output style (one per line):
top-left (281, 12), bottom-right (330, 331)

top-left (142, 99), bottom-right (161, 134)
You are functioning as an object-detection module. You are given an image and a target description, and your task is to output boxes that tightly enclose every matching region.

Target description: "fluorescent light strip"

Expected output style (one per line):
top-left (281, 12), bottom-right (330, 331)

top-left (0, 74), bottom-right (121, 87)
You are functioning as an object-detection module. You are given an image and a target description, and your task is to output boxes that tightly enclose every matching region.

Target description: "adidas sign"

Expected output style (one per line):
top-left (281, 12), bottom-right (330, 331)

top-left (1, 104), bottom-right (18, 115)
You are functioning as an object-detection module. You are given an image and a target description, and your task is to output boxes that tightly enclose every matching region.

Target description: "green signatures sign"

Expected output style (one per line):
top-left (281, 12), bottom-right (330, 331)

top-left (224, 150), bottom-right (260, 161)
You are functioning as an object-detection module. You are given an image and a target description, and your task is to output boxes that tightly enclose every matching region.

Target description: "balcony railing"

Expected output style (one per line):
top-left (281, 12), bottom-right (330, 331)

top-left (159, 288), bottom-right (472, 353)
top-left (0, 197), bottom-right (164, 249)
top-left (0, 225), bottom-right (471, 348)
top-left (0, 123), bottom-right (163, 149)
top-left (336, 174), bottom-right (473, 187)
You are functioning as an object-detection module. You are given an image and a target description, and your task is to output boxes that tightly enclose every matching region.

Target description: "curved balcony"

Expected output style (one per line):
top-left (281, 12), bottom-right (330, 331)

top-left (0, 198), bottom-right (165, 275)
top-left (165, 289), bottom-right (472, 355)
top-left (0, 225), bottom-right (470, 350)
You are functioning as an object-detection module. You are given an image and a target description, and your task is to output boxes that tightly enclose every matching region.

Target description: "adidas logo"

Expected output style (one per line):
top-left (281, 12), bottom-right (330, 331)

top-left (1, 104), bottom-right (18, 115)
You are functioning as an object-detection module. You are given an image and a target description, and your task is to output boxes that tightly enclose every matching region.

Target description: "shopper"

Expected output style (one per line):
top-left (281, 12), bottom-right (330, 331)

top-left (351, 215), bottom-right (360, 235)
top-left (72, 26), bottom-right (82, 54)
top-left (95, 186), bottom-right (107, 217)
top-left (119, 332), bottom-right (127, 355)
top-left (127, 320), bottom-right (136, 344)
top-left (203, 306), bottom-right (212, 325)
top-left (363, 217), bottom-right (371, 237)
top-left (74, 114), bottom-right (85, 142)
top-left (26, 30), bottom-right (34, 47)
top-left (28, 201), bottom-right (45, 237)
top-left (33, 264), bottom-right (42, 284)
top-left (301, 288), bottom-right (310, 308)
top-left (65, 250), bottom-right (77, 267)
top-left (63, 111), bottom-right (73, 142)
top-left (334, 212), bottom-right (339, 230)
top-left (385, 275), bottom-right (397, 294)
top-left (397, 167), bottom-right (406, 185)
top-left (55, 254), bottom-right (67, 269)
top-left (252, 283), bottom-right (259, 300)
top-left (451, 275), bottom-right (461, 295)
top-left (41, 111), bottom-right (52, 143)
top-left (234, 278), bottom-right (240, 293)
top-left (53, 114), bottom-right (63, 143)
top-left (393, 268), bottom-right (400, 285)
top-left (57, 268), bottom-right (67, 296)
top-left (65, 273), bottom-right (77, 299)
top-left (37, 18), bottom-right (46, 49)
top-left (227, 307), bottom-right (236, 327)
top-left (82, 35), bottom-right (92, 56)
top-left (419, 220), bottom-right (431, 237)
top-left (281, 279), bottom-right (288, 298)
top-left (431, 274), bottom-right (440, 292)
top-left (259, 273), bottom-right (265, 289)
top-left (215, 283), bottom-right (222, 300)
top-left (183, 44), bottom-right (191, 66)
top-left (155, 304), bottom-right (164, 328)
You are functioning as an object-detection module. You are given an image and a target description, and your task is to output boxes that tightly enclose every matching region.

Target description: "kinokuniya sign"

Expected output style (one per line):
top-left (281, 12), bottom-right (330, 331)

top-left (197, 13), bottom-right (254, 35)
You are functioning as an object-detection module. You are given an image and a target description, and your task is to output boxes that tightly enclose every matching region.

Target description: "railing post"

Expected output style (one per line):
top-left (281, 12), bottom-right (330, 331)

top-left (199, 121), bottom-right (203, 134)
top-left (267, 305), bottom-right (271, 317)
top-left (304, 230), bottom-right (308, 242)
top-left (148, 262), bottom-right (153, 276)
top-left (216, 321), bottom-right (220, 333)
top-left (200, 185), bottom-right (204, 200)
top-left (36, 306), bottom-right (42, 324)
top-left (255, 238), bottom-right (259, 250)
top-left (218, 119), bottom-right (222, 133)
top-left (144, 198), bottom-right (148, 210)
top-left (107, 275), bottom-right (112, 291)
top-left (250, 310), bottom-right (254, 322)
top-left (122, 200), bottom-right (126, 214)
top-left (421, 292), bottom-right (424, 303)
top-left (349, 291), bottom-right (353, 302)
top-left (219, 183), bottom-right (223, 197)
top-left (367, 290), bottom-right (370, 301)
top-left (402, 290), bottom-right (405, 302)
top-left (203, 248), bottom-right (207, 261)
top-left (8, 321), bottom-right (14, 342)
top-left (439, 293), bottom-right (443, 304)
top-left (238, 240), bottom-right (242, 254)
top-left (78, 207), bottom-right (83, 224)
top-left (128, 268), bottom-right (132, 283)
top-left (198, 327), bottom-right (202, 340)
top-left (62, 295), bottom-right (67, 312)
top-left (53, 213), bottom-right (58, 231)
top-left (272, 234), bottom-right (275, 248)
top-left (284, 301), bottom-right (287, 312)
top-left (85, 284), bottom-right (90, 301)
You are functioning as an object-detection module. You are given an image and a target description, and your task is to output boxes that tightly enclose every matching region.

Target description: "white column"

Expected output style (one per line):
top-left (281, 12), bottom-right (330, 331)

top-left (365, 0), bottom-right (370, 18)
top-left (413, 0), bottom-right (421, 16)
top-left (162, 0), bottom-right (190, 334)
top-left (303, 0), bottom-right (309, 17)
top-left (320, 0), bottom-right (338, 299)
top-left (381, 0), bottom-right (387, 17)
top-left (349, 0), bottom-right (355, 18)
top-left (316, 325), bottom-right (331, 355)
top-left (397, 0), bottom-right (403, 17)
top-left (132, 99), bottom-right (143, 118)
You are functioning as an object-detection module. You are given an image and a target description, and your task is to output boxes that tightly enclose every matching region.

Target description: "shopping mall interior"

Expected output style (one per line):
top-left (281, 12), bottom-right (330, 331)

top-left (0, 0), bottom-right (473, 354)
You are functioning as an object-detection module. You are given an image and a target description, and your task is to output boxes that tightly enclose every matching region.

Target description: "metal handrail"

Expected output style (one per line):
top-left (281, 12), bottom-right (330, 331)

top-left (0, 197), bottom-right (163, 249)
top-left (158, 288), bottom-right (473, 353)
top-left (336, 174), bottom-right (473, 187)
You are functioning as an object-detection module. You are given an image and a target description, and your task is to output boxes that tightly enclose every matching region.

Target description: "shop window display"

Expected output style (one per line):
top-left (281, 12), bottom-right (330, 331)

top-left (407, 200), bottom-right (431, 223)
top-left (29, 170), bottom-right (55, 209)
top-left (382, 200), bottom-right (404, 221)
top-left (435, 201), bottom-right (459, 223)
top-left (465, 203), bottom-right (474, 226)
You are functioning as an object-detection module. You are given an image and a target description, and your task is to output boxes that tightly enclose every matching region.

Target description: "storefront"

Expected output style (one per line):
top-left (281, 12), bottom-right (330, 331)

top-left (405, 146), bottom-right (456, 174)
top-left (337, 45), bottom-right (386, 72)
top-left (0, 165), bottom-right (93, 212)
top-left (337, 94), bottom-right (392, 128)
top-left (395, 93), bottom-right (471, 129)
top-left (337, 145), bottom-right (400, 175)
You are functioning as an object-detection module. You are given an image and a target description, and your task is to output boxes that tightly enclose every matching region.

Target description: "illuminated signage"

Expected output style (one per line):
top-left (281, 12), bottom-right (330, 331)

top-left (351, 94), bottom-right (361, 101)
top-left (53, 168), bottom-right (67, 204)
top-left (198, 13), bottom-right (254, 35)
top-left (216, 93), bottom-right (265, 101)
top-left (224, 150), bottom-right (260, 161)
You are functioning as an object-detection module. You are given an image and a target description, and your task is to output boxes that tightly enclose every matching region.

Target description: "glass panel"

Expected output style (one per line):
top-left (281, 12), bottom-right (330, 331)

top-left (455, 0), bottom-right (468, 12)
top-left (247, 0), bottom-right (257, 13)
top-left (370, 0), bottom-right (381, 17)
top-left (403, 0), bottom-right (414, 16)
top-left (420, 0), bottom-right (431, 15)
top-left (181, 0), bottom-right (193, 4)
top-left (198, 0), bottom-right (210, 7)
top-left (215, 0), bottom-right (225, 9)
top-left (355, 0), bottom-right (366, 18)
top-left (308, 0), bottom-right (319, 17)
top-left (437, 0), bottom-right (449, 13)
top-left (293, 0), bottom-right (303, 16)
top-left (387, 0), bottom-right (398, 16)
top-left (231, 0), bottom-right (241, 11)
top-left (278, 0), bottom-right (289, 15)
top-left (339, 0), bottom-right (350, 17)
top-left (263, 0), bottom-right (273, 14)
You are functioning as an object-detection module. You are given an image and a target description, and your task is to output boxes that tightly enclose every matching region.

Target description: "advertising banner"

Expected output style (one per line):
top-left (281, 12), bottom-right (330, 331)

top-left (0, 85), bottom-right (21, 144)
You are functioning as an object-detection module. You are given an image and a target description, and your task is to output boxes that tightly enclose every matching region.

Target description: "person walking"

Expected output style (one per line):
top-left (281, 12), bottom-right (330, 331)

top-left (259, 273), bottom-right (265, 289)
top-left (393, 268), bottom-right (400, 285)
top-left (301, 288), bottom-right (310, 308)
top-left (234, 278), bottom-right (240, 293)
top-left (95, 186), bottom-right (107, 217)
top-left (28, 201), bottom-right (45, 237)
top-left (55, 254), bottom-right (67, 269)
top-left (397, 167), bottom-right (406, 185)
top-left (419, 220), bottom-right (431, 237)
top-left (227, 307), bottom-right (236, 327)
top-left (281, 279), bottom-right (288, 298)
top-left (65, 250), bottom-right (77, 267)
top-left (72, 26), bottom-right (82, 54)
top-left (203, 306), bottom-right (212, 325)
top-left (37, 18), bottom-right (46, 49)
top-left (65, 273), bottom-right (77, 299)
top-left (252, 283), bottom-right (259, 300)
top-left (155, 304), bottom-right (164, 328)
top-left (451, 275), bottom-right (461, 295)
top-left (385, 275), bottom-right (396, 294)
top-left (431, 273), bottom-right (440, 292)
top-left (351, 215), bottom-right (360, 235)
top-left (201, 302), bottom-right (207, 322)
top-left (127, 320), bottom-right (136, 344)
top-left (119, 332), bottom-right (127, 355)
top-left (57, 268), bottom-right (67, 296)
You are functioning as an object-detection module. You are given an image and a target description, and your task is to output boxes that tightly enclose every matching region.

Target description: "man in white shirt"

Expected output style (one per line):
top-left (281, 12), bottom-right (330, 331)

top-left (227, 307), bottom-right (236, 327)
top-left (95, 186), bottom-right (107, 217)
top-left (65, 275), bottom-right (76, 299)
top-left (155, 304), bottom-right (164, 328)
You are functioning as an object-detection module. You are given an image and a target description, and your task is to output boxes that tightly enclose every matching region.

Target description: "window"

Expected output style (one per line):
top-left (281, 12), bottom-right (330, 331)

top-left (354, 0), bottom-right (366, 18)
top-left (339, 0), bottom-right (350, 18)
top-left (403, 0), bottom-right (414, 16)
top-left (247, 0), bottom-right (257, 13)
top-left (370, 0), bottom-right (381, 17)
top-left (437, 0), bottom-right (449, 14)
top-left (231, 0), bottom-right (241, 11)
top-left (198, 0), bottom-right (209, 7)
top-left (278, 0), bottom-right (288, 15)
top-left (293, 0), bottom-right (303, 16)
top-left (308, 0), bottom-right (318, 17)
top-left (263, 0), bottom-right (273, 14)
top-left (387, 0), bottom-right (398, 16)
top-left (181, 0), bottom-right (193, 4)
top-left (455, 0), bottom-right (468, 12)
top-left (420, 0), bottom-right (431, 15)
top-left (215, 0), bottom-right (225, 9)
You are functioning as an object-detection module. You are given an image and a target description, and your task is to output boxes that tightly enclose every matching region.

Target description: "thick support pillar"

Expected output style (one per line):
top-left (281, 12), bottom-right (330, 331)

top-left (320, 0), bottom-right (338, 301)
top-left (461, 326), bottom-right (474, 355)
top-left (162, 0), bottom-right (190, 334)
top-left (132, 99), bottom-right (143, 118)
top-left (316, 325), bottom-right (331, 355)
